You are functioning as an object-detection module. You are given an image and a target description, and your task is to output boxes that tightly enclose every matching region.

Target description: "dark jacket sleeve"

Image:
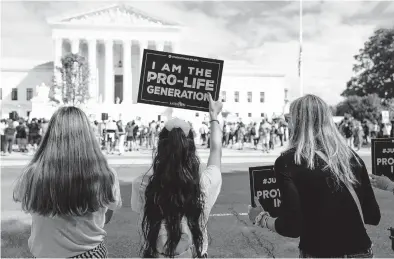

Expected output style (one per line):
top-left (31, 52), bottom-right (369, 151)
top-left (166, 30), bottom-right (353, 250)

top-left (358, 159), bottom-right (381, 226)
top-left (274, 156), bottom-right (302, 238)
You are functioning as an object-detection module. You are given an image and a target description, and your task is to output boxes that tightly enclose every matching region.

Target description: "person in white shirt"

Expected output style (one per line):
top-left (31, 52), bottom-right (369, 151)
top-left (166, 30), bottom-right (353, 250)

top-left (0, 119), bottom-right (6, 155)
top-left (105, 118), bottom-right (117, 154)
top-left (13, 106), bottom-right (122, 258)
top-left (131, 94), bottom-right (223, 258)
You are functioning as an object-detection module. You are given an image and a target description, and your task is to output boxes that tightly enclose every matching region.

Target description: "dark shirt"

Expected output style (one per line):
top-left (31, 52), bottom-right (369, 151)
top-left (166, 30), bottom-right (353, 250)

top-left (16, 125), bottom-right (27, 138)
top-left (274, 149), bottom-right (380, 257)
top-left (29, 123), bottom-right (40, 135)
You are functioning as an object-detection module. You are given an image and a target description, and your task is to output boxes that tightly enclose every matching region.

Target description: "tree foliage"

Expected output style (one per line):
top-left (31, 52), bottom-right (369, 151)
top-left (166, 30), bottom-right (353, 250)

top-left (335, 94), bottom-right (394, 122)
top-left (342, 28), bottom-right (394, 99)
top-left (50, 53), bottom-right (90, 106)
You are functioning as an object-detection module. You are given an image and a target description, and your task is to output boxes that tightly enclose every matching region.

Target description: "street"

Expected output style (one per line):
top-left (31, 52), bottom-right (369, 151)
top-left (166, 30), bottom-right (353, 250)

top-left (1, 152), bottom-right (394, 258)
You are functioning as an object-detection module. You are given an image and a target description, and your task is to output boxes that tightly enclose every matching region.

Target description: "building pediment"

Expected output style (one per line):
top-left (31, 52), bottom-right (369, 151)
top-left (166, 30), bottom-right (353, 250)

top-left (48, 4), bottom-right (180, 27)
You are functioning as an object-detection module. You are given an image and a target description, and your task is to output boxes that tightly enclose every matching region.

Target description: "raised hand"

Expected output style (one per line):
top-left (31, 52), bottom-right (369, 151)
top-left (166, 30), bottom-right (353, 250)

top-left (208, 93), bottom-right (223, 120)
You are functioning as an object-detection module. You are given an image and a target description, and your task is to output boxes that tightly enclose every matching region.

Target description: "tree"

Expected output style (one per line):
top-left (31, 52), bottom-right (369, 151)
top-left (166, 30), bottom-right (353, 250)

top-left (336, 94), bottom-right (384, 122)
top-left (342, 28), bottom-right (394, 99)
top-left (50, 53), bottom-right (90, 106)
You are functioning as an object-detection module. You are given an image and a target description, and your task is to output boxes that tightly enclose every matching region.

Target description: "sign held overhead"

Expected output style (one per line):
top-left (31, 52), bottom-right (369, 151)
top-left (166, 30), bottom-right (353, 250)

top-left (138, 49), bottom-right (223, 112)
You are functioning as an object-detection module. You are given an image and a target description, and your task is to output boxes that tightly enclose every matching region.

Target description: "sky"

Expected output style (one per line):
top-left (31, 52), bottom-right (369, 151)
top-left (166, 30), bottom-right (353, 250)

top-left (1, 1), bottom-right (393, 105)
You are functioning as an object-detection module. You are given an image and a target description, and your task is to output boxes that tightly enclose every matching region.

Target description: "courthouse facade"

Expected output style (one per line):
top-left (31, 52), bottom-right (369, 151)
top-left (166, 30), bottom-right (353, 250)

top-left (0, 3), bottom-right (289, 122)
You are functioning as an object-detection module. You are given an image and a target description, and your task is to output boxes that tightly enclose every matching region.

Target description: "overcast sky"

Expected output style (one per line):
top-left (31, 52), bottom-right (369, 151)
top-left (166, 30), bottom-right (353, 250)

top-left (1, 1), bottom-right (393, 104)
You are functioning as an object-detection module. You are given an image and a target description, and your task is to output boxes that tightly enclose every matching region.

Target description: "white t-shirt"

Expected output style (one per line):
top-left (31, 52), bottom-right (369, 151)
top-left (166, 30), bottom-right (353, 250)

top-left (131, 165), bottom-right (222, 255)
top-left (0, 123), bottom-right (5, 135)
top-left (28, 170), bottom-right (122, 258)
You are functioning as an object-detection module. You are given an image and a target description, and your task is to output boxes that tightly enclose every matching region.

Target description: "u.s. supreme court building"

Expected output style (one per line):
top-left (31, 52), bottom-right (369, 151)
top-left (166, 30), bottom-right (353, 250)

top-left (1, 3), bottom-right (289, 123)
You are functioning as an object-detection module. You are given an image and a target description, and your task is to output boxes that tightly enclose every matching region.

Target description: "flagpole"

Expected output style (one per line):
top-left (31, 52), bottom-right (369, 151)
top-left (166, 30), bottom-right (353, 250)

top-left (299, 0), bottom-right (303, 97)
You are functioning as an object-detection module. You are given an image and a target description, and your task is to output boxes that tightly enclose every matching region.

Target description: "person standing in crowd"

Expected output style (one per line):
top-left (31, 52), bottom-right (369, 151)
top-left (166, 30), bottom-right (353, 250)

top-left (223, 123), bottom-right (229, 147)
top-left (382, 123), bottom-right (392, 138)
top-left (371, 121), bottom-right (379, 139)
top-left (343, 119), bottom-right (354, 149)
top-left (371, 175), bottom-right (394, 195)
top-left (248, 94), bottom-right (380, 258)
top-left (269, 125), bottom-right (276, 150)
top-left (277, 123), bottom-right (284, 147)
top-left (116, 120), bottom-right (125, 155)
top-left (260, 121), bottom-right (270, 153)
top-left (229, 122), bottom-right (236, 148)
top-left (28, 118), bottom-right (41, 151)
top-left (149, 120), bottom-right (157, 149)
top-left (0, 119), bottom-right (6, 156)
top-left (199, 122), bottom-right (208, 146)
top-left (354, 121), bottom-right (364, 151)
top-left (131, 94), bottom-right (223, 258)
top-left (4, 120), bottom-right (16, 154)
top-left (106, 118), bottom-right (117, 154)
top-left (13, 106), bottom-right (122, 258)
top-left (16, 121), bottom-right (28, 152)
top-left (362, 120), bottom-right (370, 145)
top-left (92, 120), bottom-right (101, 145)
top-left (237, 122), bottom-right (245, 150)
top-left (253, 122), bottom-right (260, 150)
top-left (125, 121), bottom-right (135, 152)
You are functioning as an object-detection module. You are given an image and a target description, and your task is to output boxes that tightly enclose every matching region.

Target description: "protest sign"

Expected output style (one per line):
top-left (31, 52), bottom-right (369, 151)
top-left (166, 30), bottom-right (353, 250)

top-left (138, 49), bottom-right (224, 112)
top-left (382, 111), bottom-right (390, 124)
top-left (371, 138), bottom-right (394, 181)
top-left (249, 166), bottom-right (281, 217)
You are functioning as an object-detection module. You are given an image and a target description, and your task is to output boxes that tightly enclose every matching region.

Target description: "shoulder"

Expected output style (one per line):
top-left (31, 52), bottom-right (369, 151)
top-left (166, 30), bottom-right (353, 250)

top-left (274, 149), bottom-right (295, 172)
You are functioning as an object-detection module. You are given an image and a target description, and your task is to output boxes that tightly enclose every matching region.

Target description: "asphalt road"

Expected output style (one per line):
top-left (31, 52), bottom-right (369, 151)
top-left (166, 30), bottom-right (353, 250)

top-left (1, 156), bottom-right (394, 258)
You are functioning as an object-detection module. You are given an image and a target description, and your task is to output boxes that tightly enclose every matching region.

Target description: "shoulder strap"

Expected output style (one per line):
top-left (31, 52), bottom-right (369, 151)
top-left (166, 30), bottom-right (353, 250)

top-left (315, 151), bottom-right (365, 225)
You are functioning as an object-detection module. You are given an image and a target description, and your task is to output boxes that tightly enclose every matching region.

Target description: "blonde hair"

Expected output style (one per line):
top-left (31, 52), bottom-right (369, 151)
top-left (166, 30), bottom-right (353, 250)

top-left (287, 94), bottom-right (360, 187)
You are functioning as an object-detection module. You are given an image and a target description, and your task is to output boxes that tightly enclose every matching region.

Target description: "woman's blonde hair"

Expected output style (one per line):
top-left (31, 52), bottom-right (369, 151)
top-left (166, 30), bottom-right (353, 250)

top-left (287, 94), bottom-right (360, 187)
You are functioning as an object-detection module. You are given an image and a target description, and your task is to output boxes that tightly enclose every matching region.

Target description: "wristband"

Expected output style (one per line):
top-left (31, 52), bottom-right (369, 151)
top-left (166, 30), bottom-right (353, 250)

top-left (210, 120), bottom-right (219, 124)
top-left (262, 214), bottom-right (269, 228)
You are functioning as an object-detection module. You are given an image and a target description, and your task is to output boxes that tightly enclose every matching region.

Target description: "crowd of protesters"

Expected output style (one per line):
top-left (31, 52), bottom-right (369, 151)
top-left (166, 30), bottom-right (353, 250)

top-left (0, 118), bottom-right (48, 155)
top-left (6, 113), bottom-right (394, 157)
top-left (1, 114), bottom-right (291, 156)
top-left (336, 116), bottom-right (394, 151)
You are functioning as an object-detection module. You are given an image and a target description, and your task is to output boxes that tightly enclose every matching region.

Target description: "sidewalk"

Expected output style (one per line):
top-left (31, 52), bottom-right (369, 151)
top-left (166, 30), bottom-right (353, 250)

top-left (0, 145), bottom-right (371, 167)
top-left (0, 145), bottom-right (286, 167)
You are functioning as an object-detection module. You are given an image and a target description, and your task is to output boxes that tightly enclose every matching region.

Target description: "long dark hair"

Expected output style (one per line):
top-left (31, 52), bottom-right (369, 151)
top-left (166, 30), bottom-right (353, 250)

top-left (13, 106), bottom-right (115, 216)
top-left (141, 127), bottom-right (205, 258)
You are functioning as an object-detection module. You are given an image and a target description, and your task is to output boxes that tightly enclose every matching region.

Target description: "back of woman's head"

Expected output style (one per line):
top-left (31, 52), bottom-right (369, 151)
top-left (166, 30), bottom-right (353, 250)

top-left (141, 119), bottom-right (204, 257)
top-left (13, 106), bottom-right (115, 216)
top-left (287, 94), bottom-right (359, 187)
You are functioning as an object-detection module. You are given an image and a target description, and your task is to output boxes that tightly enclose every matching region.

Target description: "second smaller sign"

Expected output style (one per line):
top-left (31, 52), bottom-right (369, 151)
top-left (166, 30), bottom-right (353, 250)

top-left (249, 165), bottom-right (281, 217)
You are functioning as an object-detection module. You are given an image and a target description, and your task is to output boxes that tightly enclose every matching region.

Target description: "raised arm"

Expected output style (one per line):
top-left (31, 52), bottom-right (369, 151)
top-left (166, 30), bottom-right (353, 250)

top-left (207, 94), bottom-right (223, 168)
